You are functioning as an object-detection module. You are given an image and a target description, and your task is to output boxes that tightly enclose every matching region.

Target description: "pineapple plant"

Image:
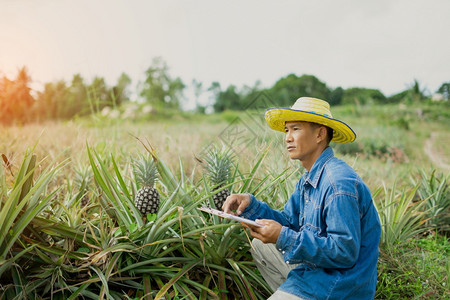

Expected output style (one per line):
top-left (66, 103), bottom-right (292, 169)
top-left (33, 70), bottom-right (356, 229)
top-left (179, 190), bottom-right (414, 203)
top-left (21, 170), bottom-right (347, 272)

top-left (202, 146), bottom-right (234, 209)
top-left (133, 155), bottom-right (160, 216)
top-left (74, 164), bottom-right (92, 207)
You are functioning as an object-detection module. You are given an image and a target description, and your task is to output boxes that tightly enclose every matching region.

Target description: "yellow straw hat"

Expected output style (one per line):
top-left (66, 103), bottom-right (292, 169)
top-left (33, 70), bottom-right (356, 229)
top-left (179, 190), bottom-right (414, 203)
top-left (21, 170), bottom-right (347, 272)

top-left (265, 97), bottom-right (356, 143)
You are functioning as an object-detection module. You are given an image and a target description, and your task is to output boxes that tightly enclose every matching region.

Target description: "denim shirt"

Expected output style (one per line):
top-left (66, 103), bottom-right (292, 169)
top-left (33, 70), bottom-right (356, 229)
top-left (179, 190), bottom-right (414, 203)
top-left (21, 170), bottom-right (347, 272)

top-left (242, 147), bottom-right (381, 299)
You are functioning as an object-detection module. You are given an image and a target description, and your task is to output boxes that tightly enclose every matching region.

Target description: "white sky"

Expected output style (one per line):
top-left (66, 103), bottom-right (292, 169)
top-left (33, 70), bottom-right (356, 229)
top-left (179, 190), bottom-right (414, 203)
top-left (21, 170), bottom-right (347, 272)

top-left (1, 0), bottom-right (449, 108)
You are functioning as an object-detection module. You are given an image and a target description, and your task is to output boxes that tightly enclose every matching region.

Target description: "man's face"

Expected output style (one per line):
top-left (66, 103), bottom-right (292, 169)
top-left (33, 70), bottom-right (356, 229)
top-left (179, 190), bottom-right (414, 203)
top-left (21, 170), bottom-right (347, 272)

top-left (284, 121), bottom-right (321, 164)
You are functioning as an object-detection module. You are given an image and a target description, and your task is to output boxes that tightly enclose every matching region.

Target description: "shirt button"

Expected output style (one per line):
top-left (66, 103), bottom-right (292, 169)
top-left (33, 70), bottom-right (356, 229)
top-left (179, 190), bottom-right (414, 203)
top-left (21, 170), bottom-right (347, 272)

top-left (278, 248), bottom-right (282, 251)
top-left (282, 251), bottom-right (285, 254)
top-left (286, 261), bottom-right (290, 264)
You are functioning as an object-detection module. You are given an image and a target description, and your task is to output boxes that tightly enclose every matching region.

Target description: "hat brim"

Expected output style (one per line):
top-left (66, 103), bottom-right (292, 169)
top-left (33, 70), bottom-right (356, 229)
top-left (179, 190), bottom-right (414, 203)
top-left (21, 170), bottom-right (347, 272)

top-left (265, 107), bottom-right (356, 143)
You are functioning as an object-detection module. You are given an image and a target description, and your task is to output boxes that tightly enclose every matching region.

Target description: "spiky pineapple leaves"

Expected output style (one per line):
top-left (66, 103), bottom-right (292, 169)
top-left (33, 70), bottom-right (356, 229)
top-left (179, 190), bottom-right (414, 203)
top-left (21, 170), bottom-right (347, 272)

top-left (200, 145), bottom-right (235, 209)
top-left (0, 147), bottom-right (66, 277)
top-left (87, 145), bottom-right (181, 235)
top-left (87, 145), bottom-right (144, 228)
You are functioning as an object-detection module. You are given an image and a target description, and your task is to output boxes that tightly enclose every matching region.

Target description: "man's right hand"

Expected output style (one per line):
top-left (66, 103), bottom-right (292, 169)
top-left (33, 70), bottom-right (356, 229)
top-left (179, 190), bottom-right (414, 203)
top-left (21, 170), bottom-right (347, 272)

top-left (222, 193), bottom-right (251, 215)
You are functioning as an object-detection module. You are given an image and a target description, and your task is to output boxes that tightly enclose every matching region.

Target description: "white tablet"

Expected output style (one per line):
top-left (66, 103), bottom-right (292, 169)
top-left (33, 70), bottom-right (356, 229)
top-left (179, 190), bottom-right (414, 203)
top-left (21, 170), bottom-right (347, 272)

top-left (198, 206), bottom-right (264, 227)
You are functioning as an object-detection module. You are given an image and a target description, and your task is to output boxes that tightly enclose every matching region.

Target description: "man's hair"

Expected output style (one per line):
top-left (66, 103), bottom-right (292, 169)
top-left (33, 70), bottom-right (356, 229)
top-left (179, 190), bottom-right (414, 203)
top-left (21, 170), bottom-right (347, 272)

top-left (310, 122), bottom-right (334, 145)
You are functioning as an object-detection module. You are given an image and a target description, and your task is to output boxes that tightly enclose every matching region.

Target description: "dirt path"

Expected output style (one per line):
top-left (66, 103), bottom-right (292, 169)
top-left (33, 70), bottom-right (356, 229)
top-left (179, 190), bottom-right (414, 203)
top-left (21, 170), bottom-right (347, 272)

top-left (424, 132), bottom-right (450, 172)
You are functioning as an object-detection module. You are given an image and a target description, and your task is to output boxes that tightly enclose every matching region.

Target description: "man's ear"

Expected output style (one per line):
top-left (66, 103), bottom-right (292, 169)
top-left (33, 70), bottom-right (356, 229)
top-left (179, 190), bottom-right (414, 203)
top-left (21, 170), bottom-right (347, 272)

top-left (316, 126), bottom-right (327, 143)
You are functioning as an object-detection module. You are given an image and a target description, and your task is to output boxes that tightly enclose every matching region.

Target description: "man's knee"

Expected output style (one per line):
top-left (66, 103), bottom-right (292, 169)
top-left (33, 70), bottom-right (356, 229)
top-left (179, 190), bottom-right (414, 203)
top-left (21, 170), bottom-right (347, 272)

top-left (252, 238), bottom-right (264, 249)
top-left (250, 238), bottom-right (264, 257)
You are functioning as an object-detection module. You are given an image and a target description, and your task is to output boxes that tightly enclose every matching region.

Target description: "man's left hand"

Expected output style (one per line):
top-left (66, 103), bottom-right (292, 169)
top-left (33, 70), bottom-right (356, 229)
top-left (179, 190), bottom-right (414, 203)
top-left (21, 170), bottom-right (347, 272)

top-left (246, 219), bottom-right (282, 244)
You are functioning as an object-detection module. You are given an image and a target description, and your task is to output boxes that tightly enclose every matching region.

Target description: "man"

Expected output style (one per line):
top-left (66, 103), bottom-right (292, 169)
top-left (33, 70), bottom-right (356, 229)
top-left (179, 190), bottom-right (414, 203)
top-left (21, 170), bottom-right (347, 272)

top-left (222, 97), bottom-right (381, 299)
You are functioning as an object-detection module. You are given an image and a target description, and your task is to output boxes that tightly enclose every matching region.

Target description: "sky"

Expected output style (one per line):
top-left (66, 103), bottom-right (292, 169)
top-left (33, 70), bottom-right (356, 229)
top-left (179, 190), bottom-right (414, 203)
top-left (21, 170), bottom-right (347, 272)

top-left (1, 0), bottom-right (449, 109)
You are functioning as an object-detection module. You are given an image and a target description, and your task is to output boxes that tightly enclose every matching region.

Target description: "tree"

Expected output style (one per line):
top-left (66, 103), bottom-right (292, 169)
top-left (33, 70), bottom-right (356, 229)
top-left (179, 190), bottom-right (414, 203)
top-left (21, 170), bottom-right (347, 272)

top-left (268, 74), bottom-right (330, 106)
top-left (342, 87), bottom-right (386, 105)
top-left (328, 87), bottom-right (344, 105)
top-left (210, 81), bottom-right (264, 112)
top-left (208, 81), bottom-right (221, 100)
top-left (192, 78), bottom-right (205, 113)
top-left (0, 67), bottom-right (35, 124)
top-left (140, 57), bottom-right (185, 109)
top-left (213, 85), bottom-right (242, 112)
top-left (34, 80), bottom-right (69, 120)
top-left (436, 82), bottom-right (449, 100)
top-left (409, 79), bottom-right (427, 102)
top-left (111, 72), bottom-right (131, 106)
top-left (387, 79), bottom-right (428, 103)
top-left (87, 77), bottom-right (110, 113)
top-left (68, 74), bottom-right (89, 117)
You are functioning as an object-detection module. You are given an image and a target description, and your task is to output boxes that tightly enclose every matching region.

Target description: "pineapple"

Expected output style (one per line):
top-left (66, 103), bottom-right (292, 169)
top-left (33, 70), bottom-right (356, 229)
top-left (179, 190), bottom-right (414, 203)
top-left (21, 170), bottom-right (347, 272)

top-left (134, 156), bottom-right (160, 215)
top-left (203, 146), bottom-right (234, 209)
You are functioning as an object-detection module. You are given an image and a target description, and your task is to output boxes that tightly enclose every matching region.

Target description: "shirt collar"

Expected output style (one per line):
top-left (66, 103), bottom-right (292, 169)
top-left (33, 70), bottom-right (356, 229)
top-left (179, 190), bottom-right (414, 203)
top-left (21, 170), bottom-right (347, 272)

top-left (303, 147), bottom-right (334, 188)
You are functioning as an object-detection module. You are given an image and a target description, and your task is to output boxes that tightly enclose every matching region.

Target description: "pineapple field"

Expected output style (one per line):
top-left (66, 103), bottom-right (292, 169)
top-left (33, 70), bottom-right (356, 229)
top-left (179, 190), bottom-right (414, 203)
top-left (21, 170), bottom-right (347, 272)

top-left (0, 102), bottom-right (449, 299)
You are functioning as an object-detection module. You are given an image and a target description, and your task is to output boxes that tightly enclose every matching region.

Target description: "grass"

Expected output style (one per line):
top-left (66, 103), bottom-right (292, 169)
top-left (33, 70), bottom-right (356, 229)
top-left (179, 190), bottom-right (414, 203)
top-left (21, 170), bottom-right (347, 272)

top-left (377, 233), bottom-right (449, 299)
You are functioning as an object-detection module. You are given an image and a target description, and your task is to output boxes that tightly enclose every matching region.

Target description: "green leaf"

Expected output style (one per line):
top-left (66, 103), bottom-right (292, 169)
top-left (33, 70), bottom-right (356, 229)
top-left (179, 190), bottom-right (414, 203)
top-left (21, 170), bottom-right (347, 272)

top-left (154, 259), bottom-right (201, 300)
top-left (147, 213), bottom-right (157, 222)
top-left (129, 223), bottom-right (138, 233)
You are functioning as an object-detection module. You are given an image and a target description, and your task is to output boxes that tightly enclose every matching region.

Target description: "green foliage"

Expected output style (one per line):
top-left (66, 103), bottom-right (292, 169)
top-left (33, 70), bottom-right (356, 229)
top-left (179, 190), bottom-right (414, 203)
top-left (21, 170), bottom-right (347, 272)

top-left (33, 73), bottom-right (132, 122)
top-left (342, 87), bottom-right (386, 105)
top-left (388, 79), bottom-right (429, 103)
top-left (436, 82), bottom-right (450, 100)
top-left (112, 72), bottom-right (132, 106)
top-left (373, 182), bottom-right (429, 248)
top-left (388, 90), bottom-right (410, 103)
top-left (334, 124), bottom-right (408, 163)
top-left (35, 80), bottom-right (70, 120)
top-left (140, 57), bottom-right (185, 109)
top-left (328, 86), bottom-right (344, 105)
top-left (267, 74), bottom-right (330, 107)
top-left (87, 146), bottom-right (144, 228)
top-left (333, 141), bottom-right (364, 156)
top-left (420, 102), bottom-right (450, 123)
top-left (377, 234), bottom-right (449, 299)
top-left (213, 84), bottom-right (242, 112)
top-left (413, 170), bottom-right (449, 233)
top-left (210, 81), bottom-right (263, 112)
top-left (4, 60), bottom-right (449, 129)
top-left (220, 109), bottom-right (241, 123)
top-left (409, 79), bottom-right (428, 102)
top-left (0, 146), bottom-right (65, 278)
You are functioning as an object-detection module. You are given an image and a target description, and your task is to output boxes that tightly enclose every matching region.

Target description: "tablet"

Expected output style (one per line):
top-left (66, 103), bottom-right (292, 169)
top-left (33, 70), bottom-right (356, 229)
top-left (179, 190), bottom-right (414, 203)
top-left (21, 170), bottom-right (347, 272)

top-left (198, 206), bottom-right (264, 227)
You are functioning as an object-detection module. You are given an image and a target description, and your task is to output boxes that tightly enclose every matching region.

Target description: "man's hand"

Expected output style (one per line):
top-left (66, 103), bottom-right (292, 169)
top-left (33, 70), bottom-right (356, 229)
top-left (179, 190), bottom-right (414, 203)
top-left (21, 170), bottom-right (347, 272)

top-left (246, 219), bottom-right (282, 244)
top-left (222, 193), bottom-right (251, 215)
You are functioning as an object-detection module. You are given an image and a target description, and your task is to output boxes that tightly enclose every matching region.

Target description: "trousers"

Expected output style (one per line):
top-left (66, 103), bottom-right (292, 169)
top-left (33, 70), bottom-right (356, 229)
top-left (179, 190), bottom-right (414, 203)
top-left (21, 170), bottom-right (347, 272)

top-left (251, 238), bottom-right (304, 300)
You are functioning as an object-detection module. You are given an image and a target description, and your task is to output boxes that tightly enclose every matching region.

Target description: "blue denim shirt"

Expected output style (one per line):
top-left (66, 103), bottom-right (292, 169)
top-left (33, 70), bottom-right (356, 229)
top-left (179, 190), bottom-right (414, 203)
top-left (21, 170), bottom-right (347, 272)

top-left (242, 147), bottom-right (381, 299)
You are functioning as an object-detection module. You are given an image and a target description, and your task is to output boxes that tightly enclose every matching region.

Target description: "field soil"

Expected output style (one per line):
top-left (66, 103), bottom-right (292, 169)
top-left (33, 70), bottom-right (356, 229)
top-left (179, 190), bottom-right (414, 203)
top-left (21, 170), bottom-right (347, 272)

top-left (424, 132), bottom-right (450, 171)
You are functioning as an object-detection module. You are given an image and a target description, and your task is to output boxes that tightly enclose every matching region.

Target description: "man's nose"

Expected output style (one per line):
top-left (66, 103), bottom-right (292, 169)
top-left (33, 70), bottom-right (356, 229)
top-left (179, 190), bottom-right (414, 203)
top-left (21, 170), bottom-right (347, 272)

top-left (285, 132), bottom-right (292, 143)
